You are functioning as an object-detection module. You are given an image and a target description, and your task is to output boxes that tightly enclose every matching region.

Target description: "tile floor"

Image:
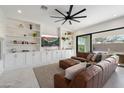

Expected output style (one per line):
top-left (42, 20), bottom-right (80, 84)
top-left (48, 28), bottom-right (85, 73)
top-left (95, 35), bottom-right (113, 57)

top-left (104, 67), bottom-right (124, 88)
top-left (0, 66), bottom-right (124, 88)
top-left (0, 67), bottom-right (39, 88)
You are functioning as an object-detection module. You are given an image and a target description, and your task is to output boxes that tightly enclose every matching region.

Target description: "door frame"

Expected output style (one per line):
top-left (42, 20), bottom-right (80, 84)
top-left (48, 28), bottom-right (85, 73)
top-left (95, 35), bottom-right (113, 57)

top-left (76, 34), bottom-right (92, 54)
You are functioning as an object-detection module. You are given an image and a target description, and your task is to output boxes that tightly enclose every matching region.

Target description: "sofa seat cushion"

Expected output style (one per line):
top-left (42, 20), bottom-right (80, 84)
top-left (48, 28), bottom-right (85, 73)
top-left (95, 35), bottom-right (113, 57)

top-left (65, 62), bottom-right (87, 80)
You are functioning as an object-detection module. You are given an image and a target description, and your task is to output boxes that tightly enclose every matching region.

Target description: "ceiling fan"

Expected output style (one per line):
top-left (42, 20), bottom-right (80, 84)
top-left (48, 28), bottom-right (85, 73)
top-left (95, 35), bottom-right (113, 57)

top-left (50, 5), bottom-right (87, 25)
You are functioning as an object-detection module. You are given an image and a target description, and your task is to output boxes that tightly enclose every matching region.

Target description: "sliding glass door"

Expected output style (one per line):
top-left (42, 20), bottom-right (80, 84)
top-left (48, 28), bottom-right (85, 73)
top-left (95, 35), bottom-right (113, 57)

top-left (76, 34), bottom-right (91, 53)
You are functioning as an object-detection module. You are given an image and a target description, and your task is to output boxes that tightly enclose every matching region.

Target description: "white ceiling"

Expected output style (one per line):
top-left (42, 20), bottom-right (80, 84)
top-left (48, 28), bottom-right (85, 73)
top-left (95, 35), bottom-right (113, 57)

top-left (1, 5), bottom-right (124, 31)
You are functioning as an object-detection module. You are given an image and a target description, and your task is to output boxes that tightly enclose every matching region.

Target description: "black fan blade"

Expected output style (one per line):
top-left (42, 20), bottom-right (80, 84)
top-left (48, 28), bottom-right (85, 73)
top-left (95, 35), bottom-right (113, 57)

top-left (50, 16), bottom-right (64, 18)
top-left (55, 19), bottom-right (65, 22)
top-left (71, 8), bottom-right (86, 17)
top-left (71, 19), bottom-right (80, 23)
top-left (55, 9), bottom-right (66, 17)
top-left (62, 20), bottom-right (67, 25)
top-left (72, 16), bottom-right (87, 18)
top-left (68, 5), bottom-right (73, 16)
top-left (69, 21), bottom-right (72, 25)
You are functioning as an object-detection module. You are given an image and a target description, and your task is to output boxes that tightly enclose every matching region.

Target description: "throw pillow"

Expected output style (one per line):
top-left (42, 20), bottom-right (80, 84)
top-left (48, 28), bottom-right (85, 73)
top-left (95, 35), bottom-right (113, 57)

top-left (91, 53), bottom-right (102, 63)
top-left (86, 53), bottom-right (94, 61)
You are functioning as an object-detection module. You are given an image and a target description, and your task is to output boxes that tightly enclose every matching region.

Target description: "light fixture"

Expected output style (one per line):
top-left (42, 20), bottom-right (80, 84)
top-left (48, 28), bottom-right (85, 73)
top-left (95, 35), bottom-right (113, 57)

top-left (40, 5), bottom-right (48, 11)
top-left (17, 10), bottom-right (22, 14)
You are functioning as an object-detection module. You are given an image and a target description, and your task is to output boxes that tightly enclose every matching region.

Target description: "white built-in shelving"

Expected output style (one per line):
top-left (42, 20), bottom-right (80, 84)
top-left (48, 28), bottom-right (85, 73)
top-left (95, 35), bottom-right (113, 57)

top-left (5, 18), bottom-right (41, 53)
top-left (60, 30), bottom-right (74, 50)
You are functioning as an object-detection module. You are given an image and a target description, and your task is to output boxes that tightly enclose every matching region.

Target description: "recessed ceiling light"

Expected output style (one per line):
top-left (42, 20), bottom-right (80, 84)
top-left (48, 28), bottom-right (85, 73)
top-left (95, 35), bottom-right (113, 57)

top-left (17, 10), bottom-right (22, 14)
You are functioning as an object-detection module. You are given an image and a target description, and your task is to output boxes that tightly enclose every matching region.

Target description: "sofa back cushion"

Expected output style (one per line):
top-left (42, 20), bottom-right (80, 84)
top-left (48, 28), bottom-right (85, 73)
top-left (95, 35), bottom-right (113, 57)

top-left (65, 62), bottom-right (86, 80)
top-left (105, 55), bottom-right (119, 64)
top-left (69, 65), bottom-right (102, 88)
top-left (101, 53), bottom-right (111, 60)
top-left (77, 52), bottom-right (90, 58)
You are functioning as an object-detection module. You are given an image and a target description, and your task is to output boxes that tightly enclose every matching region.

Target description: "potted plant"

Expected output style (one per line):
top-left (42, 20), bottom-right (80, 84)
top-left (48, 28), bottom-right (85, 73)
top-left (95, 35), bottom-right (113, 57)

top-left (32, 32), bottom-right (37, 37)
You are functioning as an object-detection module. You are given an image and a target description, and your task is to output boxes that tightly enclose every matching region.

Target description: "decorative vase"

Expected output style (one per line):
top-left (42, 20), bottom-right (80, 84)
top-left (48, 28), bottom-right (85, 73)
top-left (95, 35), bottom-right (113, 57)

top-left (29, 24), bottom-right (32, 30)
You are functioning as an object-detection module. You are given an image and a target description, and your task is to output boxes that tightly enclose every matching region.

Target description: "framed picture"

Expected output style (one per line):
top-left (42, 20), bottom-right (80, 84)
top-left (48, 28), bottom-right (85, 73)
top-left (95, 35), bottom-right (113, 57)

top-left (41, 35), bottom-right (59, 47)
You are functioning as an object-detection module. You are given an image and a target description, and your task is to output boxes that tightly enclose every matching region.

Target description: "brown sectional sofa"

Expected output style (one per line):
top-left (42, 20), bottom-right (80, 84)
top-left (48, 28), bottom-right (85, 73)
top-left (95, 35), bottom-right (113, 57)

top-left (54, 55), bottom-right (118, 88)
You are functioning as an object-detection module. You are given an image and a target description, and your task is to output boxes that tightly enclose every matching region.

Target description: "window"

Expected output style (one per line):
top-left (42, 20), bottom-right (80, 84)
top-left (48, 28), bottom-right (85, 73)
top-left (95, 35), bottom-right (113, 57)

top-left (76, 35), bottom-right (91, 53)
top-left (92, 29), bottom-right (124, 53)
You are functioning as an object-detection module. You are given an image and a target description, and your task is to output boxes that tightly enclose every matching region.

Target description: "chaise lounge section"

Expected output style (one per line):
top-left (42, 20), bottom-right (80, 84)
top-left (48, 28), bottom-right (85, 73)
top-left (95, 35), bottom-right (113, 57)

top-left (59, 58), bottom-right (80, 70)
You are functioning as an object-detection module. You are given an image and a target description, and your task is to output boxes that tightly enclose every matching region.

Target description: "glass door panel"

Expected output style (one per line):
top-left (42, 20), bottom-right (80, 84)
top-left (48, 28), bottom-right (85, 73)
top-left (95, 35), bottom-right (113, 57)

top-left (77, 35), bottom-right (91, 53)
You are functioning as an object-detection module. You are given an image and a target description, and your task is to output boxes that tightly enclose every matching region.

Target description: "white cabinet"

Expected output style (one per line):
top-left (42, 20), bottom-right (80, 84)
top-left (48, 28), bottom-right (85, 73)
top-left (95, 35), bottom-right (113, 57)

top-left (15, 53), bottom-right (25, 68)
top-left (60, 50), bottom-right (75, 59)
top-left (4, 53), bottom-right (15, 70)
top-left (46, 51), bottom-right (52, 64)
top-left (67, 50), bottom-right (73, 58)
top-left (61, 50), bottom-right (67, 59)
top-left (4, 49), bottom-right (75, 71)
top-left (51, 50), bottom-right (56, 63)
top-left (58, 50), bottom-right (62, 60)
top-left (4, 53), bottom-right (25, 70)
top-left (55, 50), bottom-right (60, 62)
top-left (41, 51), bottom-right (47, 65)
top-left (25, 52), bottom-right (33, 66)
top-left (33, 52), bottom-right (41, 66)
top-left (52, 50), bottom-right (59, 63)
top-left (26, 52), bottom-right (41, 67)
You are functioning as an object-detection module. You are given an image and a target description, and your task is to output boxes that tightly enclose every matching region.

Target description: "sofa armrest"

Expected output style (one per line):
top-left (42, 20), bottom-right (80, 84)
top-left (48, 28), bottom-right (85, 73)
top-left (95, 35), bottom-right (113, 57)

top-left (54, 73), bottom-right (71, 88)
top-left (71, 56), bottom-right (87, 62)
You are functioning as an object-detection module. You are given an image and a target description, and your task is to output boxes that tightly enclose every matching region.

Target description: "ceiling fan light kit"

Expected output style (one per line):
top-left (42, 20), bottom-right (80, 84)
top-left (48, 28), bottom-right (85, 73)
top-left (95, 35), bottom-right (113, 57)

top-left (50, 5), bottom-right (87, 25)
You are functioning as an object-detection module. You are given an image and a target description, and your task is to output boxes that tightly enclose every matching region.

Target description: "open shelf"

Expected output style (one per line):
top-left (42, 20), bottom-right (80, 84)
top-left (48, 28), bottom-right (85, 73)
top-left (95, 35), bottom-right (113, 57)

top-left (5, 18), bottom-right (41, 53)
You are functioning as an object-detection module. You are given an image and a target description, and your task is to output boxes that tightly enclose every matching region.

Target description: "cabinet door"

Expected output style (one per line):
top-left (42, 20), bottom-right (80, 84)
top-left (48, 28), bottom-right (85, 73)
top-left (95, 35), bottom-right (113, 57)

top-left (25, 52), bottom-right (33, 66)
top-left (55, 50), bottom-right (59, 61)
top-left (4, 53), bottom-right (16, 70)
top-left (60, 50), bottom-right (65, 59)
top-left (67, 50), bottom-right (72, 58)
top-left (52, 50), bottom-right (58, 63)
top-left (46, 51), bottom-right (52, 64)
top-left (33, 52), bottom-right (41, 66)
top-left (64, 50), bottom-right (68, 58)
top-left (15, 53), bottom-right (26, 68)
top-left (71, 50), bottom-right (75, 56)
top-left (58, 50), bottom-right (62, 60)
top-left (41, 51), bottom-right (47, 65)
top-left (59, 50), bottom-right (63, 60)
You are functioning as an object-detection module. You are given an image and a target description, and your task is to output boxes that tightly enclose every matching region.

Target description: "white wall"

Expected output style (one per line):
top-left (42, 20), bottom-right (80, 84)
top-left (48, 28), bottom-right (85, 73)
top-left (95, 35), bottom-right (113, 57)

top-left (40, 23), bottom-right (59, 36)
top-left (75, 16), bottom-right (124, 36)
top-left (0, 8), bottom-right (6, 74)
top-left (74, 16), bottom-right (124, 53)
top-left (0, 8), bottom-right (6, 38)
